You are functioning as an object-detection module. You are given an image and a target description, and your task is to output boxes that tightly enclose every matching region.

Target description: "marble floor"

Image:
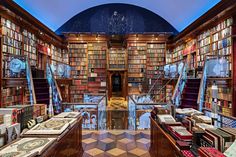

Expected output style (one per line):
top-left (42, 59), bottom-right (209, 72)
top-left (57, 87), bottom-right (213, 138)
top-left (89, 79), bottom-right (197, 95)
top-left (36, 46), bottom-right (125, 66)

top-left (82, 130), bottom-right (150, 157)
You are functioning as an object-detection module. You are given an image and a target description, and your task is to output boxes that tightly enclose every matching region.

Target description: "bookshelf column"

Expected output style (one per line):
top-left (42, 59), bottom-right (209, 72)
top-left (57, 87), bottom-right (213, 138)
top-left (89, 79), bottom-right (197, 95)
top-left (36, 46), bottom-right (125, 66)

top-left (0, 22), bottom-right (2, 107)
top-left (232, 16), bottom-right (236, 117)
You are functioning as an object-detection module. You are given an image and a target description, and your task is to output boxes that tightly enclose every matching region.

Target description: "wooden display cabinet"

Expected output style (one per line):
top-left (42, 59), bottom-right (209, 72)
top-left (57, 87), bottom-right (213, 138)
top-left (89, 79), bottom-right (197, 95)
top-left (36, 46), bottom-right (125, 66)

top-left (150, 117), bottom-right (183, 157)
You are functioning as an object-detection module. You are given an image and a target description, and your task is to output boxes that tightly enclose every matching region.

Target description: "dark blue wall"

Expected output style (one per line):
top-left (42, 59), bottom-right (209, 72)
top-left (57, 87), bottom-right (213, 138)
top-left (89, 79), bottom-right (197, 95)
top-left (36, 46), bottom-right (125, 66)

top-left (56, 3), bottom-right (178, 35)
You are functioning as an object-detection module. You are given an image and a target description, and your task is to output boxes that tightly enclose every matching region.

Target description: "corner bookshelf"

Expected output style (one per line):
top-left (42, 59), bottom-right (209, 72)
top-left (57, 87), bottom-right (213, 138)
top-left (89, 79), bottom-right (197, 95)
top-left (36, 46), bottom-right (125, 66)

top-left (87, 43), bottom-right (107, 93)
top-left (127, 42), bottom-right (146, 94)
top-left (22, 29), bottom-right (37, 66)
top-left (146, 43), bottom-right (165, 101)
top-left (69, 43), bottom-right (88, 102)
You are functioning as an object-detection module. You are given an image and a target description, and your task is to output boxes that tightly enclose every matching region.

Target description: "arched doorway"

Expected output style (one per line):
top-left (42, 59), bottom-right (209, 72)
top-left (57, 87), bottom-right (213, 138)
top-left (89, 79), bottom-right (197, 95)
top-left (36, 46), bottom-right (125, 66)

top-left (112, 72), bottom-right (122, 97)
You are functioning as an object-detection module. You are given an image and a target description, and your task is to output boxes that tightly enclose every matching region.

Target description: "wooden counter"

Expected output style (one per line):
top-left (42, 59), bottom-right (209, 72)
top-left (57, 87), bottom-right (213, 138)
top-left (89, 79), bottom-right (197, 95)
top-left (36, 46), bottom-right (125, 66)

top-left (150, 117), bottom-right (183, 157)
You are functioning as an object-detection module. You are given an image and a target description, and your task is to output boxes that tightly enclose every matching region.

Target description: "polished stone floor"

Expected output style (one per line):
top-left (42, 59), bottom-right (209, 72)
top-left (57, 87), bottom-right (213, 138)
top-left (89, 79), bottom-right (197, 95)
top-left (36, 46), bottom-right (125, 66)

top-left (82, 130), bottom-right (150, 157)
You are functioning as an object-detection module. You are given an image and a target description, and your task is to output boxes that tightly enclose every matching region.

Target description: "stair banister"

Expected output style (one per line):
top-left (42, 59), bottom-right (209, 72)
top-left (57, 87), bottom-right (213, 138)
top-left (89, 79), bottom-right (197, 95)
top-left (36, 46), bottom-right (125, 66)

top-left (26, 57), bottom-right (36, 105)
top-left (197, 58), bottom-right (208, 112)
top-left (47, 63), bottom-right (62, 101)
top-left (171, 61), bottom-right (187, 107)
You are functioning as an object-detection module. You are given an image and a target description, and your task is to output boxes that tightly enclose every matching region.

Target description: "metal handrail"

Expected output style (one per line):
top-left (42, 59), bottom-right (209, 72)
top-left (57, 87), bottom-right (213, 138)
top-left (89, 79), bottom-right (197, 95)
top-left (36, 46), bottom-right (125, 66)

top-left (26, 58), bottom-right (36, 104)
top-left (197, 59), bottom-right (208, 111)
top-left (171, 61), bottom-right (187, 104)
top-left (47, 63), bottom-right (62, 101)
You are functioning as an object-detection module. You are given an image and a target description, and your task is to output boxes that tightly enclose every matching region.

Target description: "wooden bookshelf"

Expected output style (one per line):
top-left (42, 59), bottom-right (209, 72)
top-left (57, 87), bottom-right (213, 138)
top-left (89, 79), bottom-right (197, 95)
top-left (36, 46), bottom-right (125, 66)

top-left (1, 17), bottom-right (24, 106)
top-left (69, 43), bottom-right (88, 102)
top-left (203, 17), bottom-right (233, 117)
top-left (22, 29), bottom-right (37, 66)
top-left (51, 45), bottom-right (63, 63)
top-left (87, 43), bottom-right (107, 93)
top-left (197, 30), bottom-right (211, 67)
top-left (172, 45), bottom-right (184, 63)
top-left (166, 49), bottom-right (172, 64)
top-left (127, 42), bottom-right (146, 94)
top-left (2, 87), bottom-right (23, 107)
top-left (108, 48), bottom-right (126, 70)
top-left (166, 85), bottom-right (173, 103)
top-left (62, 49), bottom-right (69, 65)
top-left (204, 79), bottom-right (232, 116)
top-left (1, 17), bottom-right (22, 56)
top-left (146, 43), bottom-right (165, 101)
top-left (211, 17), bottom-right (233, 74)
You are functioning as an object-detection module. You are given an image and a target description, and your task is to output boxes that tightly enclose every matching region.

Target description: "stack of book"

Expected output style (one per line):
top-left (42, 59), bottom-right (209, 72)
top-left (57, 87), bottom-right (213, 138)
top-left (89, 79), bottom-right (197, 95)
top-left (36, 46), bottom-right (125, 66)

top-left (198, 147), bottom-right (226, 157)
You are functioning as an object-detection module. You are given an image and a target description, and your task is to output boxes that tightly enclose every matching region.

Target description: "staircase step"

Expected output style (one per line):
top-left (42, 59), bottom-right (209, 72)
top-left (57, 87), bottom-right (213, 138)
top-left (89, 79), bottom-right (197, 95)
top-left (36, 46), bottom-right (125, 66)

top-left (180, 104), bottom-right (198, 109)
top-left (182, 98), bottom-right (197, 102)
top-left (33, 82), bottom-right (48, 85)
top-left (185, 84), bottom-right (200, 88)
top-left (37, 92), bottom-right (49, 97)
top-left (34, 87), bottom-right (49, 90)
top-left (182, 92), bottom-right (198, 99)
top-left (33, 78), bottom-right (50, 105)
top-left (184, 87), bottom-right (199, 93)
top-left (187, 78), bottom-right (201, 82)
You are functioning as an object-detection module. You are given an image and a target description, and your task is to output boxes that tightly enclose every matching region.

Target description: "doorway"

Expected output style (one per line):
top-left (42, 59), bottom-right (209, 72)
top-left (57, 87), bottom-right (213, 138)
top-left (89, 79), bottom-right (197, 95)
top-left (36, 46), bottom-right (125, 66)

top-left (112, 72), bottom-right (122, 97)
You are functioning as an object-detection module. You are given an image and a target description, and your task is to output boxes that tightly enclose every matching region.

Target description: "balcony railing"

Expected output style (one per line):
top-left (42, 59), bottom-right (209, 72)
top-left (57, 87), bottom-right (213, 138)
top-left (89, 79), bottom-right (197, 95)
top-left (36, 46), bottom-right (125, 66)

top-left (197, 55), bottom-right (231, 111)
top-left (62, 94), bottom-right (107, 130)
top-left (128, 95), bottom-right (169, 130)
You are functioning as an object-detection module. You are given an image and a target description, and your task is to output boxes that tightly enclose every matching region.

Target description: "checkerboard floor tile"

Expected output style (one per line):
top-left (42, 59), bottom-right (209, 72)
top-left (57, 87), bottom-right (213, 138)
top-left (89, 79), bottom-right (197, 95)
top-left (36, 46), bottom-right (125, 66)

top-left (82, 130), bottom-right (150, 157)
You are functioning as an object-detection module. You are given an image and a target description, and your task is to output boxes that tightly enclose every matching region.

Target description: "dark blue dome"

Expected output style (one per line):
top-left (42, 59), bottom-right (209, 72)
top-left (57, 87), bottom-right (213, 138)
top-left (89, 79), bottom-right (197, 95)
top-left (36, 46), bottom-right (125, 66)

top-left (56, 3), bottom-right (178, 35)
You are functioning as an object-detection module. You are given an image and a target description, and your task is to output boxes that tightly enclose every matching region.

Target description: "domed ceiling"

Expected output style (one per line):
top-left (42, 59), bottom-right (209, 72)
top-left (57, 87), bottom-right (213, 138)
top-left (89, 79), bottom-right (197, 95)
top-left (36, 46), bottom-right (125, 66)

top-left (56, 3), bottom-right (178, 35)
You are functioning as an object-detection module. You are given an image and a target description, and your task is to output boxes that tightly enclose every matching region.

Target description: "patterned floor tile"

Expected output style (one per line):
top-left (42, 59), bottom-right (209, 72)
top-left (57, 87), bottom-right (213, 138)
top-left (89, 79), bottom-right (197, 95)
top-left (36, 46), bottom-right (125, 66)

top-left (82, 131), bottom-right (93, 140)
top-left (97, 138), bottom-right (116, 151)
top-left (82, 138), bottom-right (97, 150)
top-left (105, 148), bottom-right (127, 157)
top-left (117, 138), bottom-right (136, 151)
top-left (125, 131), bottom-right (141, 140)
top-left (136, 138), bottom-right (150, 150)
top-left (108, 131), bottom-right (126, 140)
top-left (128, 148), bottom-right (150, 157)
top-left (84, 148), bottom-right (104, 157)
top-left (82, 130), bottom-right (150, 156)
top-left (140, 131), bottom-right (150, 139)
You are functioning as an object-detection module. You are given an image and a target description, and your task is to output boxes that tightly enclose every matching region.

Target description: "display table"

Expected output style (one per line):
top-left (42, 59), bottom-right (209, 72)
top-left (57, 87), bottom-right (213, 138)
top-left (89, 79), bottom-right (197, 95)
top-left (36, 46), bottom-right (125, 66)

top-left (0, 138), bottom-right (57, 157)
top-left (21, 116), bottom-right (83, 157)
top-left (150, 117), bottom-right (183, 157)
